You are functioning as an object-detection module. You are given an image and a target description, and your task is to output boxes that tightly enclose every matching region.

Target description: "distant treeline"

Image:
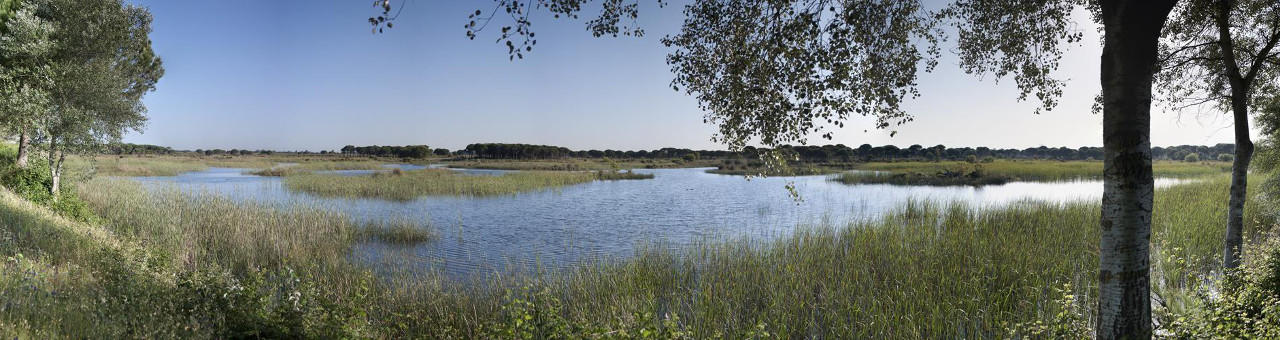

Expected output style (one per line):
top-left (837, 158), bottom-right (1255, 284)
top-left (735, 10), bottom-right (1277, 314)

top-left (457, 142), bottom-right (1236, 163)
top-left (109, 142), bottom-right (1236, 163)
top-left (339, 145), bottom-right (433, 159)
top-left (108, 143), bottom-right (174, 155)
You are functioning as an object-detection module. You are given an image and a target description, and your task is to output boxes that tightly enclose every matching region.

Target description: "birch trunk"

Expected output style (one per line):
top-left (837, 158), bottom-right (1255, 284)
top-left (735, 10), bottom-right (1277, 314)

top-left (47, 138), bottom-right (60, 201)
top-left (1096, 0), bottom-right (1176, 338)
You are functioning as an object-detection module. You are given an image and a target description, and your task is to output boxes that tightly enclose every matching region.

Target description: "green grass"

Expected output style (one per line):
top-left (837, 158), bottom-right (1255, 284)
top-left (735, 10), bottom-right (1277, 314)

top-left (282, 169), bottom-right (649, 200)
top-left (846, 160), bottom-right (1231, 183)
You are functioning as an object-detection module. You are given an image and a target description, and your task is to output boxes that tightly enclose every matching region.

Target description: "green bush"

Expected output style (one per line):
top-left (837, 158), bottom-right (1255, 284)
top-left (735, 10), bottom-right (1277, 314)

top-left (1219, 153), bottom-right (1235, 162)
top-left (1184, 153), bottom-right (1201, 162)
top-left (1166, 237), bottom-right (1280, 338)
top-left (0, 155), bottom-right (94, 222)
top-left (966, 154), bottom-right (978, 163)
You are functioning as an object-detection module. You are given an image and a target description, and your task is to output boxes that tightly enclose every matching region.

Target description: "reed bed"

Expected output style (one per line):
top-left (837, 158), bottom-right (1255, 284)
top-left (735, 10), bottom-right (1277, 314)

top-left (446, 158), bottom-right (720, 171)
top-left (76, 178), bottom-right (359, 272)
top-left (357, 218), bottom-right (437, 244)
top-left (78, 156), bottom-right (210, 176)
top-left (283, 169), bottom-right (644, 200)
top-left (834, 170), bottom-right (1013, 186)
top-left (850, 160), bottom-right (1230, 182)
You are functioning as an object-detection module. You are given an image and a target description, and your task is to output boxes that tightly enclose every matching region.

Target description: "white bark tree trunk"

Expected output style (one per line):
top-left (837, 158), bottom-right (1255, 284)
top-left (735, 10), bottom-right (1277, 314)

top-left (1096, 0), bottom-right (1176, 338)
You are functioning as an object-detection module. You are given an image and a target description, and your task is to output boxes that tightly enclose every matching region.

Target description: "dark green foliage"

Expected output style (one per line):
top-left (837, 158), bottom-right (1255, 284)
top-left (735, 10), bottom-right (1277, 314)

top-left (1184, 153), bottom-right (1201, 162)
top-left (0, 157), bottom-right (93, 222)
top-left (106, 143), bottom-right (173, 155)
top-left (1165, 238), bottom-right (1280, 338)
top-left (340, 144), bottom-right (431, 158)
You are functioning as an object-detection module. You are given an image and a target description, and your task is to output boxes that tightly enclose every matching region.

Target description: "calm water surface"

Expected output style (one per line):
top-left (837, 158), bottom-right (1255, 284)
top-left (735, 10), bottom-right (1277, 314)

top-left (131, 166), bottom-right (1183, 277)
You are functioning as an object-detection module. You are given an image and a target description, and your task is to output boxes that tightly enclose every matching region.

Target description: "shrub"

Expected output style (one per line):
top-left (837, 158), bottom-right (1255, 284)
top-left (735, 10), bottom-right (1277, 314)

top-left (1219, 153), bottom-right (1235, 162)
top-left (981, 156), bottom-right (996, 163)
top-left (966, 154), bottom-right (978, 163)
top-left (1166, 237), bottom-right (1280, 338)
top-left (1184, 153), bottom-right (1201, 162)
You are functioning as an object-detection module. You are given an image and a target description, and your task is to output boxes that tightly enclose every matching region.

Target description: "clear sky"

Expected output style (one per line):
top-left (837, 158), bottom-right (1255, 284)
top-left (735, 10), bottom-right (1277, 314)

top-left (122, 0), bottom-right (1246, 152)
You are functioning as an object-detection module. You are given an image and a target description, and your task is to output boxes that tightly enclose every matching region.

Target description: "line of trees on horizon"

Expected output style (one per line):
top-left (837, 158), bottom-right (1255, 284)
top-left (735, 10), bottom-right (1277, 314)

top-left (339, 144), bottom-right (432, 159)
top-left (104, 142), bottom-right (1238, 164)
top-left (457, 142), bottom-right (1236, 163)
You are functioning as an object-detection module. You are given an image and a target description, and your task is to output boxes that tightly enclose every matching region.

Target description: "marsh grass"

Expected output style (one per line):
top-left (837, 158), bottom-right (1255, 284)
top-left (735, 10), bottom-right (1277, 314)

top-left (75, 155), bottom-right (390, 177)
top-left (593, 170), bottom-right (655, 180)
top-left (707, 165), bottom-right (850, 176)
top-left (834, 169), bottom-right (1013, 186)
top-left (447, 158), bottom-right (720, 171)
top-left (851, 160), bottom-right (1230, 182)
top-left (283, 169), bottom-right (648, 200)
top-left (357, 218), bottom-right (437, 245)
top-left (0, 160), bottom-right (1269, 337)
top-left (76, 178), bottom-right (358, 272)
top-left (372, 175), bottom-right (1269, 338)
top-left (77, 156), bottom-right (210, 176)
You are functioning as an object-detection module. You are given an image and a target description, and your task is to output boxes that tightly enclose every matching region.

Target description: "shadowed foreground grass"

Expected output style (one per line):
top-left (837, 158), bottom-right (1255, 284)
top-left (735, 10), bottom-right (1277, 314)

top-left (283, 169), bottom-right (651, 200)
top-left (0, 173), bottom-right (1266, 338)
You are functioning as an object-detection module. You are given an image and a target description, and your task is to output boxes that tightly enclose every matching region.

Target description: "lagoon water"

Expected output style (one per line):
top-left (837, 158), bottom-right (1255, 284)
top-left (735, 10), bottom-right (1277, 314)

top-left (131, 166), bottom-right (1183, 277)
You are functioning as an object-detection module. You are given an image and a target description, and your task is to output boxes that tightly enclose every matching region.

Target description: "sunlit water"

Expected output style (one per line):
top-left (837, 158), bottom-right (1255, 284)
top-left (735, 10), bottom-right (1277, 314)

top-left (130, 166), bottom-right (1185, 278)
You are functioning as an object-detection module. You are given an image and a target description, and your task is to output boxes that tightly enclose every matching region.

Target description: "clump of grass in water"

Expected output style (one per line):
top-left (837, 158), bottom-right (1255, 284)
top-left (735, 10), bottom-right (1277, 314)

top-left (593, 169), bottom-right (654, 180)
top-left (283, 168), bottom-right (650, 200)
top-left (358, 218), bottom-right (437, 245)
top-left (834, 164), bottom-right (1013, 186)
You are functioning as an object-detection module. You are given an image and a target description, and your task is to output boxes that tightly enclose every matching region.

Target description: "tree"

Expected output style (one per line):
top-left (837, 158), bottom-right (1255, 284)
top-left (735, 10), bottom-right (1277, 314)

top-left (37, 0), bottom-right (163, 198)
top-left (1157, 0), bottom-right (1280, 270)
top-left (0, 1), bottom-right (55, 169)
top-left (374, 0), bottom-right (1195, 337)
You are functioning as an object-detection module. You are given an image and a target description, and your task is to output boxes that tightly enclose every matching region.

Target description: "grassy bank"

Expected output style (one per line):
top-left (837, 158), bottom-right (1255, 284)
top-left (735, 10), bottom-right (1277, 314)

top-left (839, 160), bottom-right (1231, 185)
top-left (283, 169), bottom-right (650, 200)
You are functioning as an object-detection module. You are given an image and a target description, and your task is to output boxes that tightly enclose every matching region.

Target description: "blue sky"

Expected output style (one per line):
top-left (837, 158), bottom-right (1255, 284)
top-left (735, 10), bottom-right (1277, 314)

top-left (123, 0), bottom-right (1243, 152)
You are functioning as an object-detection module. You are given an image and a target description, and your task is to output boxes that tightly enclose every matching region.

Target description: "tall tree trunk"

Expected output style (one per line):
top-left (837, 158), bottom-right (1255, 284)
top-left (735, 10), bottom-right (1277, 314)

top-left (1096, 1), bottom-right (1177, 339)
top-left (1214, 0), bottom-right (1262, 271)
top-left (1224, 97), bottom-right (1252, 269)
top-left (15, 124), bottom-right (30, 169)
